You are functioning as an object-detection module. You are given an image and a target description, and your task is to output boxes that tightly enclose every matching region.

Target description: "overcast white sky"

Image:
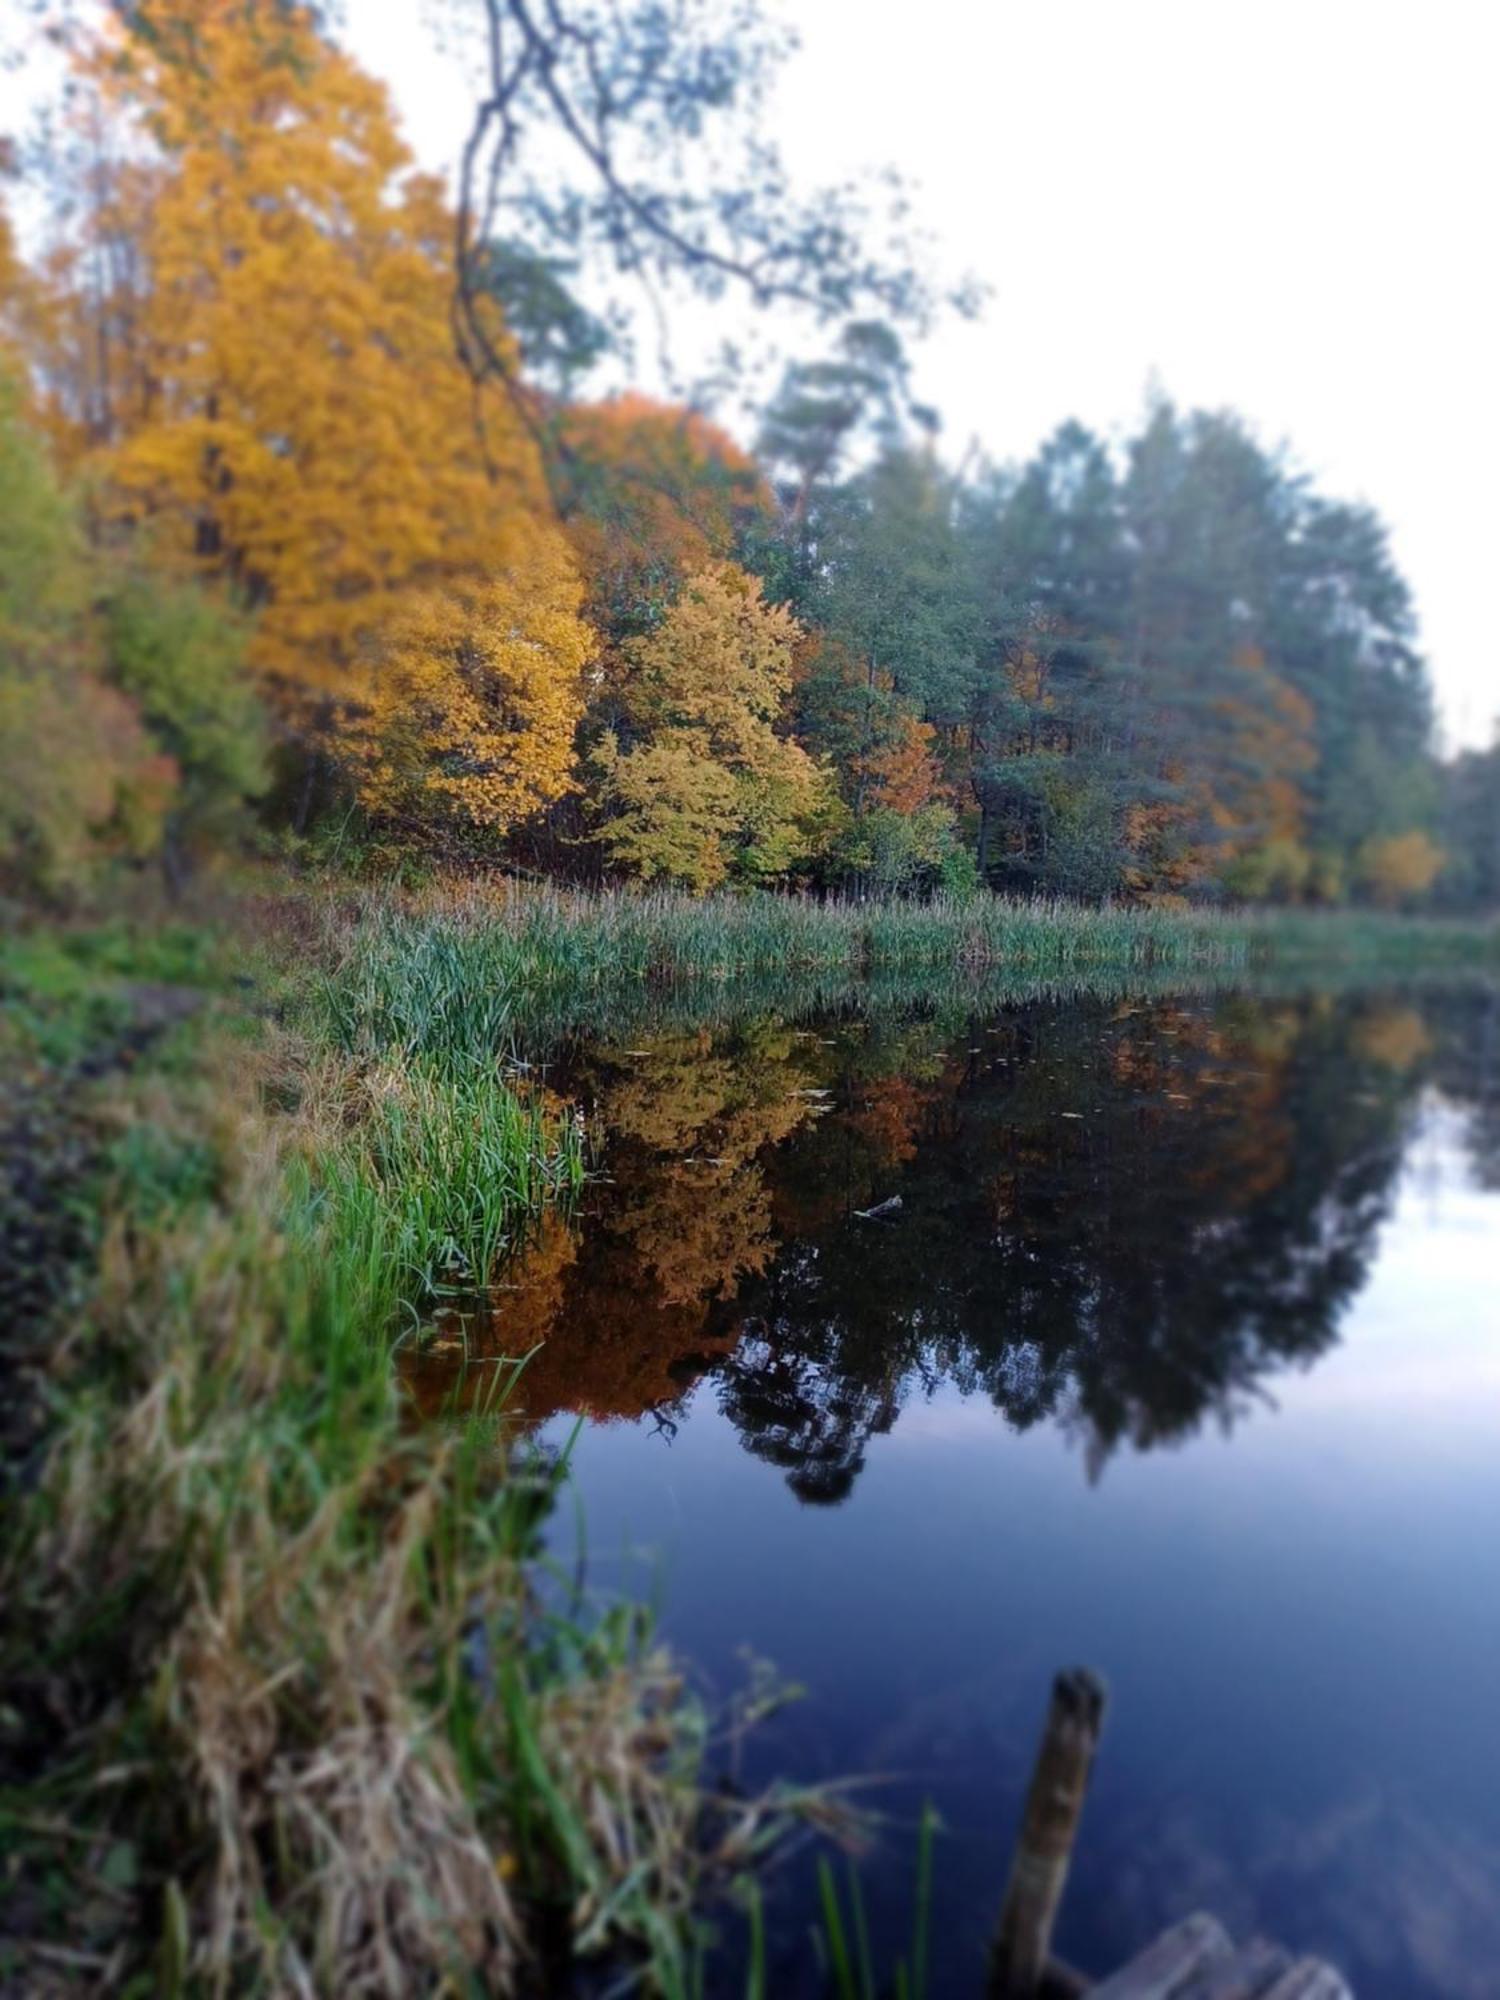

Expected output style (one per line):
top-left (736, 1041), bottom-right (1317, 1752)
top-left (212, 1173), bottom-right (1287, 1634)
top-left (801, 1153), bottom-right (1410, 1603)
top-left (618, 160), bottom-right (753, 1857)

top-left (5, 1), bottom-right (1492, 748)
top-left (339, 0), bottom-right (1496, 752)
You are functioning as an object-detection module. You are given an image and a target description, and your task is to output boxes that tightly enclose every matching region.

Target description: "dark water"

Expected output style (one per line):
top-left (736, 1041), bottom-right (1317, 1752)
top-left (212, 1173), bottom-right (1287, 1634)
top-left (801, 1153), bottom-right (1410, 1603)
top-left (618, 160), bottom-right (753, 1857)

top-left (408, 983), bottom-right (1500, 1996)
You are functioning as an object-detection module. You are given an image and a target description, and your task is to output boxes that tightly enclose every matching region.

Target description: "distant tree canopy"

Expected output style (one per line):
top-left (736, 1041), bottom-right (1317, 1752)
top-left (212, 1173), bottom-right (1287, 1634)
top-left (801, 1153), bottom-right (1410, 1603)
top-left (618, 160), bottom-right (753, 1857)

top-left (1, 0), bottom-right (1487, 909)
top-left (944, 402), bottom-right (1440, 903)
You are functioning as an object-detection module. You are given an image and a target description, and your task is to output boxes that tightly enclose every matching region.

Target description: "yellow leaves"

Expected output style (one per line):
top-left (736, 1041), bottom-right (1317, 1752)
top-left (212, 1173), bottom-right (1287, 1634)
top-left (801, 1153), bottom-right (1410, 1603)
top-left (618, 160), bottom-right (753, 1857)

top-left (623, 564), bottom-right (800, 738)
top-left (593, 565), bottom-right (831, 888)
top-left (1222, 836), bottom-right (1314, 904)
top-left (592, 730), bottom-right (741, 890)
top-left (358, 562), bottom-right (591, 836)
top-left (36, 0), bottom-right (588, 833)
top-left (1356, 830), bottom-right (1446, 907)
top-left (1353, 1007), bottom-right (1433, 1072)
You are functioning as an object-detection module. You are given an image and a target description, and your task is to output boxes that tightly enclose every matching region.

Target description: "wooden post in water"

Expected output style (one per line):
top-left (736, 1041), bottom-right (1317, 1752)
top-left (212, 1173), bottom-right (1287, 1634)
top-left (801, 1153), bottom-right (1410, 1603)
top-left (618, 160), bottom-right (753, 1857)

top-left (988, 1667), bottom-right (1108, 2000)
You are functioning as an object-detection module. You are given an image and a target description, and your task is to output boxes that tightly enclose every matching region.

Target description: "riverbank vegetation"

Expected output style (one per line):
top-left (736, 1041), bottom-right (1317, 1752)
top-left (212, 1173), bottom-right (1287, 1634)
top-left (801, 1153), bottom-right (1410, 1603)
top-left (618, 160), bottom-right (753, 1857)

top-left (1, 917), bottom-right (835, 1997)
top-left (312, 883), bottom-right (1498, 1059)
top-left (3, 1), bottom-right (1498, 1992)
top-left (2, 0), bottom-right (1497, 924)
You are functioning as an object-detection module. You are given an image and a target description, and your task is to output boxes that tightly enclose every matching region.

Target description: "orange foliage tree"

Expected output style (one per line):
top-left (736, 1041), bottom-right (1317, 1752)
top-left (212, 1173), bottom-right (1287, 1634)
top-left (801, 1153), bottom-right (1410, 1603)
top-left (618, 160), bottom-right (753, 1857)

top-left (560, 393), bottom-right (768, 639)
top-left (32, 0), bottom-right (591, 837)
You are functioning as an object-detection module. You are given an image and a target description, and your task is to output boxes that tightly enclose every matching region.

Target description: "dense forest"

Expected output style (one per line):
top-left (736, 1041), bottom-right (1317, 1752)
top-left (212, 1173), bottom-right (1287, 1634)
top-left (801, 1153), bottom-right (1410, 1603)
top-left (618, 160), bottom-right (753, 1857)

top-left (1, 0), bottom-right (1495, 914)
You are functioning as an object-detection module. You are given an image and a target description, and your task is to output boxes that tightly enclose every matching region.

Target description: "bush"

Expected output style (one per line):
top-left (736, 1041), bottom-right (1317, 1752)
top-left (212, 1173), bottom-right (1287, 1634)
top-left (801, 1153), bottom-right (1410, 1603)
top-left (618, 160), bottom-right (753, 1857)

top-left (106, 574), bottom-right (270, 878)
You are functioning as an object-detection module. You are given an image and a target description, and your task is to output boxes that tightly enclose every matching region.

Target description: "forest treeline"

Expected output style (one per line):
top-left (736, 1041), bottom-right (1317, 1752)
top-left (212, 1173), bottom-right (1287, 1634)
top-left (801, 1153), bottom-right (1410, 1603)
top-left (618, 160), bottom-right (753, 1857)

top-left (2, 0), bottom-right (1496, 914)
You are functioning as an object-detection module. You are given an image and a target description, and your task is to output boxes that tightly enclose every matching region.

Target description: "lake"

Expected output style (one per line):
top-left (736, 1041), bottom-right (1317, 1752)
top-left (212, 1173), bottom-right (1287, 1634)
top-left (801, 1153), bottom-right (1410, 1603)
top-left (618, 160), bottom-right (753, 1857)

top-left (404, 980), bottom-right (1500, 1997)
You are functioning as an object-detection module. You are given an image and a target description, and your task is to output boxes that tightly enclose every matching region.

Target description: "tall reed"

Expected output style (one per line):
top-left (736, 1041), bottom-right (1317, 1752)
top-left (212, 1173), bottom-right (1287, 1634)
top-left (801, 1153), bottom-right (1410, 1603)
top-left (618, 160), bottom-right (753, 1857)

top-left (307, 882), bottom-right (1498, 1074)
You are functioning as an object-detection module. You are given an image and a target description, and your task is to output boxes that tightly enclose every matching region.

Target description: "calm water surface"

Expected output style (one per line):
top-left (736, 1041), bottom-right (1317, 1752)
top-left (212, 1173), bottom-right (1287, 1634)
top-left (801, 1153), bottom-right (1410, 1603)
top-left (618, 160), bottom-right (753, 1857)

top-left (408, 983), bottom-right (1500, 1996)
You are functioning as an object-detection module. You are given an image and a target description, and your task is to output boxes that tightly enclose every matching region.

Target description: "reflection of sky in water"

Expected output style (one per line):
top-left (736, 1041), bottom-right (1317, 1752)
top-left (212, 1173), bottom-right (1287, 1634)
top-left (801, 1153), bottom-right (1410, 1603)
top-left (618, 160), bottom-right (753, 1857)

top-left (1271, 1098), bottom-right (1500, 1440)
top-left (543, 1090), bottom-right (1500, 1998)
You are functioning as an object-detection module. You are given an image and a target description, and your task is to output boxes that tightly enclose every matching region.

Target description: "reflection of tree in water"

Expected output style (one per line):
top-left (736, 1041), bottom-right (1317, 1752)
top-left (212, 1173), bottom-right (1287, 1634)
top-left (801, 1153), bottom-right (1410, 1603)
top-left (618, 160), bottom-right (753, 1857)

top-left (400, 1021), bottom-right (824, 1428)
top-left (404, 988), bottom-right (1490, 1495)
top-left (718, 1319), bottom-right (900, 1504)
top-left (1427, 983), bottom-right (1500, 1190)
top-left (717, 994), bottom-right (1434, 1494)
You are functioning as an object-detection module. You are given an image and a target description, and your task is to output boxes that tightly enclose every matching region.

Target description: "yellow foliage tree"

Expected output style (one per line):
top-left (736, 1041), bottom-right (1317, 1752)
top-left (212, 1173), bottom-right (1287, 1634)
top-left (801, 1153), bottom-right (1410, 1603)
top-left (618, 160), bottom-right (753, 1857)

top-left (36, 0), bottom-right (590, 835)
top-left (592, 564), bottom-right (830, 889)
top-left (1357, 829), bottom-right (1445, 907)
top-left (356, 569), bottom-right (590, 835)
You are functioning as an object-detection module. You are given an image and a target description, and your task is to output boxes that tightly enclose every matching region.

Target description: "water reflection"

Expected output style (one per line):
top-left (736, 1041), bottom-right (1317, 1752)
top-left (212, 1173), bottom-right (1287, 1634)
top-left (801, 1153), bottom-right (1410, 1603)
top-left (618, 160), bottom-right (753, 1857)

top-left (398, 980), bottom-right (1500, 1999)
top-left (400, 985), bottom-right (1497, 1492)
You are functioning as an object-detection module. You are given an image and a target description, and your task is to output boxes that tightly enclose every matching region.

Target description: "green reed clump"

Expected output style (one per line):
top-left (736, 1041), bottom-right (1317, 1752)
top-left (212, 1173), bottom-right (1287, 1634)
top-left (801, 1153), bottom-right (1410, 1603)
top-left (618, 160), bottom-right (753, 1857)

top-left (308, 884), bottom-right (1500, 1073)
top-left (299, 1062), bottom-right (588, 1327)
top-left (307, 885), bottom-right (1269, 1072)
top-left (1240, 906), bottom-right (1500, 967)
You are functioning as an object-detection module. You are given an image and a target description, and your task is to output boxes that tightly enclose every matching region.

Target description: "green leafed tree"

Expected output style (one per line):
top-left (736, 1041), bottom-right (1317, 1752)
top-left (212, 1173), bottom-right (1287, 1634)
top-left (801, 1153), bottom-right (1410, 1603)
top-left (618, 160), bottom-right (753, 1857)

top-left (106, 576), bottom-right (270, 886)
top-left (1438, 734), bottom-right (1500, 911)
top-left (0, 366), bottom-right (174, 900)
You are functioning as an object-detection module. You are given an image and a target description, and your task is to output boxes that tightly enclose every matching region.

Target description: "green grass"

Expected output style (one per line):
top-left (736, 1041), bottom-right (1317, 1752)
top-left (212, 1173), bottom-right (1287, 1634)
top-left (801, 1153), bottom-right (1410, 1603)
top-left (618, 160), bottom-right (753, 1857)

top-left (0, 919), bottom-right (224, 1069)
top-left (292, 1061), bottom-right (588, 1334)
top-left (805, 1802), bottom-right (939, 2000)
top-left (1241, 905), bottom-right (1500, 968)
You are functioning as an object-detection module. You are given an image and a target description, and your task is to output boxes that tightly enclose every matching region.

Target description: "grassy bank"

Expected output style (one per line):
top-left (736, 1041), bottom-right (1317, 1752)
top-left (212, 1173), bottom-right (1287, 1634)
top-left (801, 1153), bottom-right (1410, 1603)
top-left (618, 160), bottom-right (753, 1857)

top-left (316, 886), bottom-right (1254, 1033)
top-left (0, 921), bottom-right (810, 1998)
top-left (308, 882), bottom-right (1499, 1068)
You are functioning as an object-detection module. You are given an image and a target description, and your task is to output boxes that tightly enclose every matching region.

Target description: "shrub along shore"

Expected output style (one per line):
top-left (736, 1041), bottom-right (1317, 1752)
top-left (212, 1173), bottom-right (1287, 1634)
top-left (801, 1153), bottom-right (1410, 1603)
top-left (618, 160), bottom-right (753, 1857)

top-left (3, 884), bottom-right (1497, 1996)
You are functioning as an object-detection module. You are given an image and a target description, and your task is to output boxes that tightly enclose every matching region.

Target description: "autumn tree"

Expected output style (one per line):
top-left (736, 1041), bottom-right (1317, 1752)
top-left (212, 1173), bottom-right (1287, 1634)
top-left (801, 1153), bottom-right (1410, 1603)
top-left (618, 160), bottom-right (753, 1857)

top-left (35, 0), bottom-right (591, 841)
top-left (355, 570), bottom-right (590, 841)
top-left (1356, 829), bottom-right (1446, 907)
top-left (592, 564), bottom-right (830, 889)
top-left (560, 394), bottom-right (769, 647)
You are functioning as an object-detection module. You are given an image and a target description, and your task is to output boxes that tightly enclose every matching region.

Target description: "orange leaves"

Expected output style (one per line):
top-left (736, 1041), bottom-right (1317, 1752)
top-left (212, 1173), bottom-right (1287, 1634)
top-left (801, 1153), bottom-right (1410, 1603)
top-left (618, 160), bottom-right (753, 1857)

top-left (34, 0), bottom-right (591, 837)
top-left (857, 709), bottom-right (944, 815)
top-left (561, 393), bottom-right (769, 626)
